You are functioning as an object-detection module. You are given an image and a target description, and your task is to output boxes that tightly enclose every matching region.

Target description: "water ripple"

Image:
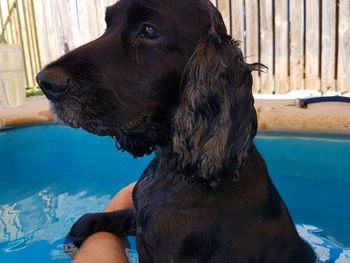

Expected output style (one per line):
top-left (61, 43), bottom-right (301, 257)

top-left (0, 188), bottom-right (110, 253)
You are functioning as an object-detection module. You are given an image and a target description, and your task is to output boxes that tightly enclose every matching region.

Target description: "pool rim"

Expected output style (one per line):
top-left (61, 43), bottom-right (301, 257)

top-left (1, 123), bottom-right (350, 142)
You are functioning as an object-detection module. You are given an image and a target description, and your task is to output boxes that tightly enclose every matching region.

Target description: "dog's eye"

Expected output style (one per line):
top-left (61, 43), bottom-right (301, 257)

top-left (140, 25), bottom-right (159, 39)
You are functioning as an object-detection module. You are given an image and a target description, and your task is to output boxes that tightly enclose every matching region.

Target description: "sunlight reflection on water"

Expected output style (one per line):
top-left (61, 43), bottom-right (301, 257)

top-left (0, 188), bottom-right (110, 257)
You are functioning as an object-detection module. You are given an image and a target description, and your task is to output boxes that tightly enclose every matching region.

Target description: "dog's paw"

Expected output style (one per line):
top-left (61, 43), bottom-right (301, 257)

top-left (66, 213), bottom-right (100, 247)
top-left (63, 235), bottom-right (80, 258)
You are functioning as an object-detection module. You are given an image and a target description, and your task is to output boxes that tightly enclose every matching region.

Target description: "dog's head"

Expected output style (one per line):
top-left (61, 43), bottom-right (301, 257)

top-left (37, 0), bottom-right (262, 172)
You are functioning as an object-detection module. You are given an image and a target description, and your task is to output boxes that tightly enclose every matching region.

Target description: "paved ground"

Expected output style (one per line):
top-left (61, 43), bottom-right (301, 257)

top-left (0, 96), bottom-right (54, 128)
top-left (1, 96), bottom-right (349, 133)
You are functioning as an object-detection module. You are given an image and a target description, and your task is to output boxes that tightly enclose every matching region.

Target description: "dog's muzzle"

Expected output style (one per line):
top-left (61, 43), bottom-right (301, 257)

top-left (36, 68), bottom-right (70, 102)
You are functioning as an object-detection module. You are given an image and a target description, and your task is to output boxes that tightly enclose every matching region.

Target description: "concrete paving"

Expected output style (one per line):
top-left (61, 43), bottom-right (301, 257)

top-left (0, 96), bottom-right (54, 128)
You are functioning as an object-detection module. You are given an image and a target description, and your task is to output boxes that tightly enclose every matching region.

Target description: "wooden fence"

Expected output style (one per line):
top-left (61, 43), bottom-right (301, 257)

top-left (212, 0), bottom-right (350, 94)
top-left (1, 0), bottom-right (350, 93)
top-left (0, 0), bottom-right (41, 88)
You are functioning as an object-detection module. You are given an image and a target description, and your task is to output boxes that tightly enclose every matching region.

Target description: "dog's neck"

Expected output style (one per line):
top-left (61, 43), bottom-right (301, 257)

top-left (153, 135), bottom-right (254, 188)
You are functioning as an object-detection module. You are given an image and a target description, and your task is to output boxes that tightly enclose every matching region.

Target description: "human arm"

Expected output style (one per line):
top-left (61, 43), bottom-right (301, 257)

top-left (73, 182), bottom-right (136, 263)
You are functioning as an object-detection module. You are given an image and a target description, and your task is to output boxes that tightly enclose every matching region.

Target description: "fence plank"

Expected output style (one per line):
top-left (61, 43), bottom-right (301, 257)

top-left (37, 0), bottom-right (63, 63)
top-left (289, 0), bottom-right (304, 91)
top-left (13, 0), bottom-right (26, 84)
top-left (27, 0), bottom-right (39, 83)
top-left (259, 0), bottom-right (274, 93)
top-left (12, 0), bottom-right (20, 44)
top-left (274, 0), bottom-right (289, 93)
top-left (76, 0), bottom-right (100, 43)
top-left (0, 0), bottom-right (11, 43)
top-left (321, 0), bottom-right (336, 91)
top-left (16, 0), bottom-right (36, 86)
top-left (67, 0), bottom-right (84, 48)
top-left (0, 1), bottom-right (5, 42)
top-left (217, 0), bottom-right (230, 34)
top-left (3, 0), bottom-right (13, 43)
top-left (95, 0), bottom-right (107, 34)
top-left (32, 0), bottom-right (50, 66)
top-left (337, 0), bottom-right (350, 92)
top-left (104, 0), bottom-right (116, 6)
top-left (59, 0), bottom-right (75, 52)
top-left (245, 0), bottom-right (260, 93)
top-left (26, 0), bottom-right (41, 74)
top-left (7, 0), bottom-right (15, 43)
top-left (305, 0), bottom-right (320, 90)
top-left (29, 0), bottom-right (41, 69)
top-left (230, 0), bottom-right (244, 55)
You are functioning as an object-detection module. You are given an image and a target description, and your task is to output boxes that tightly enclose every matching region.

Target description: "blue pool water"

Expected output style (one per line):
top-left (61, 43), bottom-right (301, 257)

top-left (0, 125), bottom-right (349, 262)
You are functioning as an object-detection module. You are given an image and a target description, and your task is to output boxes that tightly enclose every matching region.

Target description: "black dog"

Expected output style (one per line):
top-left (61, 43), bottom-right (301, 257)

top-left (37, 0), bottom-right (316, 262)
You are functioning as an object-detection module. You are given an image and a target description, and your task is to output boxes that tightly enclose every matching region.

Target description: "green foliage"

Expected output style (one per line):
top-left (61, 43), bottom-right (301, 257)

top-left (26, 87), bottom-right (44, 97)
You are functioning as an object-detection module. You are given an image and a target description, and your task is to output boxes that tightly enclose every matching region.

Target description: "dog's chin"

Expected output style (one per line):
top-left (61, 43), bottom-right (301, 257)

top-left (115, 124), bottom-right (170, 158)
top-left (54, 113), bottom-right (117, 137)
top-left (51, 104), bottom-right (169, 158)
top-left (51, 102), bottom-right (119, 136)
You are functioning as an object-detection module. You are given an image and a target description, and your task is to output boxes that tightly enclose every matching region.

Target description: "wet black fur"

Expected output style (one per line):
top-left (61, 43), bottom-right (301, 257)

top-left (37, 0), bottom-right (315, 262)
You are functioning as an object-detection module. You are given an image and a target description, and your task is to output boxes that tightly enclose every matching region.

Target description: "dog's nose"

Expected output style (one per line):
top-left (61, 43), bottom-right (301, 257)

top-left (36, 69), bottom-right (69, 102)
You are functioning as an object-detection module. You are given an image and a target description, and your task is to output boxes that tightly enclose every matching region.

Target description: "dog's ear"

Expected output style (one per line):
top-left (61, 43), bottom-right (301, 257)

top-left (172, 26), bottom-right (264, 186)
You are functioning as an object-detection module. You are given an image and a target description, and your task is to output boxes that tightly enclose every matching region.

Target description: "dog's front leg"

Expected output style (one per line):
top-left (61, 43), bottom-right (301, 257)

top-left (65, 209), bottom-right (136, 249)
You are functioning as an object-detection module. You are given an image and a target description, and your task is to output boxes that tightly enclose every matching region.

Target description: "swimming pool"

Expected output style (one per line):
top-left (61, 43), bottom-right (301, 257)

top-left (0, 125), bottom-right (349, 262)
